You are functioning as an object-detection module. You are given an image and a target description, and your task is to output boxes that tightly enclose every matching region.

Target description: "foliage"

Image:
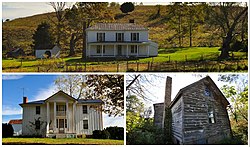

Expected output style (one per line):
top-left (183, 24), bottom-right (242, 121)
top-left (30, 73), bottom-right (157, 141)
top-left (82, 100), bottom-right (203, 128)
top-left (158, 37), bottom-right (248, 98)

top-left (120, 2), bottom-right (135, 14)
top-left (32, 22), bottom-right (55, 51)
top-left (93, 130), bottom-right (110, 139)
top-left (105, 127), bottom-right (124, 140)
top-left (2, 138), bottom-right (124, 145)
top-left (2, 123), bottom-right (14, 138)
top-left (86, 75), bottom-right (124, 116)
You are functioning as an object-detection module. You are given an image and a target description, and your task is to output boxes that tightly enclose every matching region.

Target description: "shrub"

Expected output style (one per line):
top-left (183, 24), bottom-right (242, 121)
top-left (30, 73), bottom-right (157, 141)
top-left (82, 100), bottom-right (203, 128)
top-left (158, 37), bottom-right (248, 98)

top-left (93, 130), bottom-right (110, 139)
top-left (2, 123), bottom-right (14, 138)
top-left (105, 126), bottom-right (124, 140)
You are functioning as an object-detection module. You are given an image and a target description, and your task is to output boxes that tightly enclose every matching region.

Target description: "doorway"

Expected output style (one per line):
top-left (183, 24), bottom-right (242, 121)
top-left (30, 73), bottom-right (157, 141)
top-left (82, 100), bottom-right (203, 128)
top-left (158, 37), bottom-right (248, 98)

top-left (59, 119), bottom-right (65, 133)
top-left (117, 45), bottom-right (122, 56)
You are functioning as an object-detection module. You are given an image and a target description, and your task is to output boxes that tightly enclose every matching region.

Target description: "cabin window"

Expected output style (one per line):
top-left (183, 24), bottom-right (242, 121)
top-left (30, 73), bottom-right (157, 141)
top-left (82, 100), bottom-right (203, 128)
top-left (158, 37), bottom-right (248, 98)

top-left (116, 33), bottom-right (124, 42)
top-left (35, 120), bottom-right (40, 129)
top-left (97, 33), bottom-right (105, 42)
top-left (204, 87), bottom-right (211, 96)
top-left (83, 105), bottom-right (88, 114)
top-left (131, 33), bottom-right (139, 41)
top-left (83, 120), bottom-right (88, 129)
top-left (36, 106), bottom-right (40, 115)
top-left (131, 45), bottom-right (138, 53)
top-left (208, 106), bottom-right (215, 123)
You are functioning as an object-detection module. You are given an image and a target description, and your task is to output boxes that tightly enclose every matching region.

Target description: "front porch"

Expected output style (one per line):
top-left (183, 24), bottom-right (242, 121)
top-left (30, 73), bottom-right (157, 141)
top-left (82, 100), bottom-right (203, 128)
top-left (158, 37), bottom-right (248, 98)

top-left (47, 133), bottom-right (77, 138)
top-left (45, 101), bottom-right (76, 136)
top-left (87, 42), bottom-right (150, 58)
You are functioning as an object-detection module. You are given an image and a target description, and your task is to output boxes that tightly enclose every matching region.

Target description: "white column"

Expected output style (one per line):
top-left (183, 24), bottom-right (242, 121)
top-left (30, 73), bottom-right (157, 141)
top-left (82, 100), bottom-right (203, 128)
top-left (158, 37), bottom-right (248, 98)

top-left (114, 45), bottom-right (116, 57)
top-left (137, 45), bottom-right (139, 57)
top-left (54, 102), bottom-right (56, 133)
top-left (88, 45), bottom-right (91, 57)
top-left (147, 46), bottom-right (150, 57)
top-left (46, 102), bottom-right (50, 134)
top-left (100, 105), bottom-right (103, 130)
top-left (101, 45), bottom-right (103, 57)
top-left (126, 45), bottom-right (128, 57)
top-left (73, 102), bottom-right (76, 133)
top-left (66, 102), bottom-right (69, 133)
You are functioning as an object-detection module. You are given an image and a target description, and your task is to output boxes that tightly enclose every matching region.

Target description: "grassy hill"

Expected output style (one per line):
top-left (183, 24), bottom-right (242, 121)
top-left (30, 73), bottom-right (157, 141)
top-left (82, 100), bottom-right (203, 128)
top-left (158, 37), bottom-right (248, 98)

top-left (2, 5), bottom-right (222, 57)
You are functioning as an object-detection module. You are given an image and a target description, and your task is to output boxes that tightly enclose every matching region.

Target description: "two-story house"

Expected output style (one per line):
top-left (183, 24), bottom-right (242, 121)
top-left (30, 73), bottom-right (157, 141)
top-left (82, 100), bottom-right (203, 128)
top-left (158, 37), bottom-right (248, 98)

top-left (20, 91), bottom-right (103, 138)
top-left (86, 22), bottom-right (158, 58)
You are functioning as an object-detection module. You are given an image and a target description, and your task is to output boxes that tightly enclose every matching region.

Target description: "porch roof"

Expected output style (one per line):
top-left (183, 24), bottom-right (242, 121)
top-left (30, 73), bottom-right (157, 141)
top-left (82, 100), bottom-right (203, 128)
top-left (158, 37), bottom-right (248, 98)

top-left (86, 23), bottom-right (148, 31)
top-left (88, 41), bottom-right (150, 45)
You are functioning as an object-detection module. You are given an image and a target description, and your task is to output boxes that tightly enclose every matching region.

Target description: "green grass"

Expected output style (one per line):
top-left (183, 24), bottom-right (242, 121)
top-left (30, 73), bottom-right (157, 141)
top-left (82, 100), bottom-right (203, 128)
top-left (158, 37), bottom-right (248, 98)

top-left (2, 138), bottom-right (124, 145)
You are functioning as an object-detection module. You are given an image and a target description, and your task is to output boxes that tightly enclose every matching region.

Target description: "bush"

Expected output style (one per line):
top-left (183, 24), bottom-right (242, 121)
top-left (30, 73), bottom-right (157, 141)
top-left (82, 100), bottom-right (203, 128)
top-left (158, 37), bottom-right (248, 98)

top-left (105, 126), bottom-right (124, 140)
top-left (2, 123), bottom-right (14, 138)
top-left (93, 130), bottom-right (110, 139)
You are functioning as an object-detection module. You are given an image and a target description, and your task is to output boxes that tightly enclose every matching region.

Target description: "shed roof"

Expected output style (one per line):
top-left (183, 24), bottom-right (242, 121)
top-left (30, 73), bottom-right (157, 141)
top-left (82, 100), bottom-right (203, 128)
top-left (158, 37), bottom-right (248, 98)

top-left (86, 23), bottom-right (148, 31)
top-left (9, 119), bottom-right (22, 124)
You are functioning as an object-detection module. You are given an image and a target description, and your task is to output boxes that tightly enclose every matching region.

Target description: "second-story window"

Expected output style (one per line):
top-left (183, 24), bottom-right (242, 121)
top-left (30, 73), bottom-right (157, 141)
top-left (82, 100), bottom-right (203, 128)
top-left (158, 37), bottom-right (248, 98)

top-left (97, 33), bottom-right (105, 42)
top-left (83, 105), bottom-right (88, 114)
top-left (36, 106), bottom-right (40, 115)
top-left (116, 33), bottom-right (124, 42)
top-left (131, 33), bottom-right (139, 41)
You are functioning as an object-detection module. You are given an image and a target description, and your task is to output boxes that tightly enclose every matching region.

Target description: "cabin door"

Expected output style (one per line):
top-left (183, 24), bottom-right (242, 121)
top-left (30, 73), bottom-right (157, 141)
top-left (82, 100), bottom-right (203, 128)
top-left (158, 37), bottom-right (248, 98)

top-left (117, 45), bottom-right (122, 56)
top-left (59, 119), bottom-right (64, 133)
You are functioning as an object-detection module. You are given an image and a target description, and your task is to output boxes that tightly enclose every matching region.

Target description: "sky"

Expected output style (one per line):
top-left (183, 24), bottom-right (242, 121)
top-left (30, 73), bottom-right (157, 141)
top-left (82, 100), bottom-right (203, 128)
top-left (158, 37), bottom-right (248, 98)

top-left (2, 74), bottom-right (124, 128)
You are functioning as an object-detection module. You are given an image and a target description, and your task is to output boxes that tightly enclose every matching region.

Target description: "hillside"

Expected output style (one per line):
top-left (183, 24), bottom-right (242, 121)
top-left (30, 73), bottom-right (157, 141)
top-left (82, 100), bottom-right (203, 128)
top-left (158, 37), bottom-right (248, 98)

top-left (3, 5), bottom-right (222, 56)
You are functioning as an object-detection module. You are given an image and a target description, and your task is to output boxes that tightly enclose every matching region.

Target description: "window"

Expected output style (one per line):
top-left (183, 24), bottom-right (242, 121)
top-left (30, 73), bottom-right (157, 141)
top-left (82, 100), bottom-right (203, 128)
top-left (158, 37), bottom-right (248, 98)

top-left (96, 45), bottom-right (105, 54)
top-left (65, 119), bottom-right (67, 128)
top-left (131, 45), bottom-right (138, 53)
top-left (36, 106), bottom-right (40, 115)
top-left (204, 87), bottom-right (211, 96)
top-left (83, 120), bottom-right (88, 129)
top-left (116, 33), bottom-right (124, 42)
top-left (97, 33), bottom-right (105, 42)
top-left (35, 120), bottom-right (40, 129)
top-left (83, 105), bottom-right (88, 114)
top-left (208, 106), bottom-right (215, 123)
top-left (56, 119), bottom-right (58, 128)
top-left (131, 33), bottom-right (139, 41)
top-left (56, 105), bottom-right (66, 111)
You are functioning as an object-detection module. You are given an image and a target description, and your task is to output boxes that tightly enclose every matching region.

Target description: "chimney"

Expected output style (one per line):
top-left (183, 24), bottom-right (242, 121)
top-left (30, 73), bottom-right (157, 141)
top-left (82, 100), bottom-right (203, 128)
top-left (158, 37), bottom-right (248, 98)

top-left (23, 97), bottom-right (28, 104)
top-left (129, 19), bottom-right (135, 23)
top-left (162, 76), bottom-right (172, 128)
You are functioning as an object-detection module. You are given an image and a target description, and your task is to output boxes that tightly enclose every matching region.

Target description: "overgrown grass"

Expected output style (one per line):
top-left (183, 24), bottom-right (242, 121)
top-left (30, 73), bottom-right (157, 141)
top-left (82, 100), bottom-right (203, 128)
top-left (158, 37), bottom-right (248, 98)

top-left (2, 138), bottom-right (124, 145)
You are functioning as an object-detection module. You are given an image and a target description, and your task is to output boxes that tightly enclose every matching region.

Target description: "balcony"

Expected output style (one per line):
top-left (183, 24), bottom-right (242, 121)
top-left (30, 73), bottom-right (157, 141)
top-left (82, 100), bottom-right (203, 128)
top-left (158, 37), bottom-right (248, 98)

top-left (56, 111), bottom-right (66, 116)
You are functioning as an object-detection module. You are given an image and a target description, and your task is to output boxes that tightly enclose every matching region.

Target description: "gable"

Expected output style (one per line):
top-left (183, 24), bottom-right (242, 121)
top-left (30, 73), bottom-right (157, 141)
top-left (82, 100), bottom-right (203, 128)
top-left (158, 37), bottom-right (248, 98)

top-left (45, 91), bottom-right (76, 103)
top-left (86, 23), bottom-right (148, 31)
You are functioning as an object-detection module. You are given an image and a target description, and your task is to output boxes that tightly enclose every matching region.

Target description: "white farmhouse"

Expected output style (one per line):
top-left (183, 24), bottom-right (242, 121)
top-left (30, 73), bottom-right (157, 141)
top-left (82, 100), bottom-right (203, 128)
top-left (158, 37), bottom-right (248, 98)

top-left (35, 45), bottom-right (61, 59)
top-left (20, 91), bottom-right (103, 138)
top-left (86, 22), bottom-right (158, 58)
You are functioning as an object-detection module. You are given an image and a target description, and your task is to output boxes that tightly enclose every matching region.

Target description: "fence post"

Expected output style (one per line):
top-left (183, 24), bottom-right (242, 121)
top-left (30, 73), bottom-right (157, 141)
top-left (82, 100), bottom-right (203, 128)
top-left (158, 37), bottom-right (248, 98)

top-left (84, 62), bottom-right (87, 72)
top-left (175, 61), bottom-right (178, 70)
top-left (136, 61), bottom-right (139, 71)
top-left (117, 62), bottom-right (119, 72)
top-left (147, 62), bottom-right (150, 71)
top-left (127, 61), bottom-right (129, 71)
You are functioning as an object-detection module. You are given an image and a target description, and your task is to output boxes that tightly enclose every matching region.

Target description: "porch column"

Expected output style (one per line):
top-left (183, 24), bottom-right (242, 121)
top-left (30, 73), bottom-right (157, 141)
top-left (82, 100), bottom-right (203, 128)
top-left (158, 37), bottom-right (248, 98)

top-left (137, 45), bottom-right (139, 57)
top-left (54, 102), bottom-right (56, 132)
top-left (101, 45), bottom-right (104, 57)
top-left (114, 45), bottom-right (116, 57)
top-left (126, 45), bottom-right (128, 57)
top-left (147, 45), bottom-right (150, 57)
top-left (88, 45), bottom-right (91, 57)
top-left (46, 102), bottom-right (50, 133)
top-left (73, 102), bottom-right (76, 133)
top-left (66, 102), bottom-right (69, 133)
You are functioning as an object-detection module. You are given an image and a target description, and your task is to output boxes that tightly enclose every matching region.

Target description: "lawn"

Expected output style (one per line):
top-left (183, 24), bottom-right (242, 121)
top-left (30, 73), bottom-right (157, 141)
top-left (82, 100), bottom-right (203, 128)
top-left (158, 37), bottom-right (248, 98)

top-left (2, 138), bottom-right (124, 145)
top-left (2, 47), bottom-right (247, 72)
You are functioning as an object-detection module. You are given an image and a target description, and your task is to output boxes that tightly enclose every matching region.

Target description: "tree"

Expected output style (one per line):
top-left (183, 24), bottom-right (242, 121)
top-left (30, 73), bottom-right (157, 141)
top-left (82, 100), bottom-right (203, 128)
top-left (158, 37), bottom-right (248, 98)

top-left (208, 2), bottom-right (248, 59)
top-left (54, 75), bottom-right (124, 116)
top-left (120, 2), bottom-right (135, 14)
top-left (32, 22), bottom-right (54, 52)
top-left (49, 2), bottom-right (66, 46)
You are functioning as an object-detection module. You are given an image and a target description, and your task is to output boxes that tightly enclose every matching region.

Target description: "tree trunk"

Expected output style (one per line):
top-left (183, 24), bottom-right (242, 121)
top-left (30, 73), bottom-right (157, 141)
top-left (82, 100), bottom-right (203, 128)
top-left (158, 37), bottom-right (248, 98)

top-left (82, 21), bottom-right (87, 61)
top-left (189, 14), bottom-right (193, 47)
top-left (69, 33), bottom-right (76, 56)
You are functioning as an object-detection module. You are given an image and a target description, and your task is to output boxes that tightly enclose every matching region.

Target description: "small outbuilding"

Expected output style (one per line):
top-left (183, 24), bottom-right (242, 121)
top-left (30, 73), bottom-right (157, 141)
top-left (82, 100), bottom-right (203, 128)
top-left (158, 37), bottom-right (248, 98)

top-left (35, 45), bottom-right (61, 59)
top-left (6, 48), bottom-right (25, 58)
top-left (8, 119), bottom-right (22, 136)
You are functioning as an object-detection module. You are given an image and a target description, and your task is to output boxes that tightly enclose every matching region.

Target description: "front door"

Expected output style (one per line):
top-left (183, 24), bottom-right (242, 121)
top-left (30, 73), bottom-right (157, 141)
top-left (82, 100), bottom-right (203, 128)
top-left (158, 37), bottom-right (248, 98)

top-left (59, 119), bottom-right (64, 133)
top-left (117, 45), bottom-right (122, 56)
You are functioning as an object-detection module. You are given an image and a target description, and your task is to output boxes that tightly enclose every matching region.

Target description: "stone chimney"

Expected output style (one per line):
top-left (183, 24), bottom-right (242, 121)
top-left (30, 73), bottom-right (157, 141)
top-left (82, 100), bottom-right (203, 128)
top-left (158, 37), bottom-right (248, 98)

top-left (129, 19), bottom-right (135, 23)
top-left (23, 97), bottom-right (28, 104)
top-left (162, 76), bottom-right (172, 128)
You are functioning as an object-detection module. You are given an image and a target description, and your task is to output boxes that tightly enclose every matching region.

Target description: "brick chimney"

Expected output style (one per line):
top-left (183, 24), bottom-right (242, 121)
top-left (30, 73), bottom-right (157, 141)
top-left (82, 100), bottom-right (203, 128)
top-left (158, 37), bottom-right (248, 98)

top-left (23, 97), bottom-right (28, 104)
top-left (162, 76), bottom-right (172, 128)
top-left (129, 19), bottom-right (135, 23)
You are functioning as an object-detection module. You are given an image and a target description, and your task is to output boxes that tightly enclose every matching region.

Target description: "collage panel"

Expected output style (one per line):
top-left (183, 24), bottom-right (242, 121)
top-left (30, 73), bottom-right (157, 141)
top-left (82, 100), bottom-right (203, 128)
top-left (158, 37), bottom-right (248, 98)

top-left (2, 74), bottom-right (125, 145)
top-left (126, 73), bottom-right (248, 145)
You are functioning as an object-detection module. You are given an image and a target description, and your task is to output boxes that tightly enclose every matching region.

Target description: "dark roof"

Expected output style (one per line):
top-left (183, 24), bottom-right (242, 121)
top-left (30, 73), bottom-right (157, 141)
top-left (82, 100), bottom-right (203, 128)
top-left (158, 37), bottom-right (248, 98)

top-left (78, 99), bottom-right (103, 104)
top-left (25, 100), bottom-right (45, 104)
top-left (169, 76), bottom-right (230, 108)
top-left (9, 119), bottom-right (22, 124)
top-left (86, 23), bottom-right (148, 31)
top-left (88, 41), bottom-right (149, 44)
